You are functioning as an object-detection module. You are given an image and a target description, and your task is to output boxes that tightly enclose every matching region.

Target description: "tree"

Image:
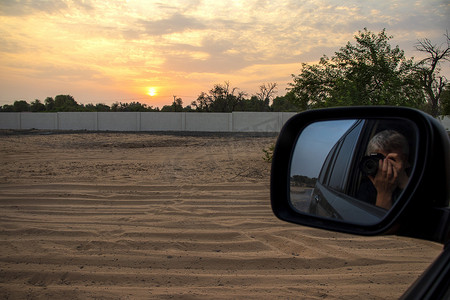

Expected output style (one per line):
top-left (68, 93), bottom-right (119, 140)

top-left (271, 91), bottom-right (298, 112)
top-left (113, 101), bottom-right (152, 112)
top-left (95, 103), bottom-right (111, 112)
top-left (182, 105), bottom-right (194, 112)
top-left (441, 84), bottom-right (450, 115)
top-left (13, 100), bottom-right (30, 112)
top-left (54, 95), bottom-right (79, 111)
top-left (1, 104), bottom-right (14, 112)
top-left (174, 97), bottom-right (183, 112)
top-left (291, 175), bottom-right (317, 187)
top-left (111, 102), bottom-right (120, 112)
top-left (414, 32), bottom-right (450, 116)
top-left (191, 91), bottom-right (213, 112)
top-left (234, 96), bottom-right (266, 111)
top-left (192, 81), bottom-right (247, 112)
top-left (290, 28), bottom-right (424, 110)
top-left (44, 97), bottom-right (55, 111)
top-left (162, 96), bottom-right (184, 112)
top-left (30, 99), bottom-right (46, 112)
top-left (256, 82), bottom-right (278, 110)
top-left (83, 103), bottom-right (110, 112)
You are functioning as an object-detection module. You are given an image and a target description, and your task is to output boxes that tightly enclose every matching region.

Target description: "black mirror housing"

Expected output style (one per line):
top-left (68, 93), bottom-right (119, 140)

top-left (271, 106), bottom-right (450, 244)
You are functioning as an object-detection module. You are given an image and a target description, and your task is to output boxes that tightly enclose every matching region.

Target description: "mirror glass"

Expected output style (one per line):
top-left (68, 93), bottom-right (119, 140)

top-left (289, 118), bottom-right (417, 225)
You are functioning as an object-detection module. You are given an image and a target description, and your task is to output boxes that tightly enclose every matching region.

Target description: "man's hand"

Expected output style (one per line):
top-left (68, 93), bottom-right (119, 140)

top-left (369, 155), bottom-right (399, 209)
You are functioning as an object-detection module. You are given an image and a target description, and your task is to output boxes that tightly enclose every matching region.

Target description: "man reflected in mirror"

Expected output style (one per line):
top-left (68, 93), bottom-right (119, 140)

top-left (357, 130), bottom-right (411, 210)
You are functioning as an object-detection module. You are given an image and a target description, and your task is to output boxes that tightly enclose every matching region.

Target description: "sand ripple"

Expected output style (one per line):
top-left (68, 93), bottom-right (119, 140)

top-left (0, 133), bottom-right (442, 299)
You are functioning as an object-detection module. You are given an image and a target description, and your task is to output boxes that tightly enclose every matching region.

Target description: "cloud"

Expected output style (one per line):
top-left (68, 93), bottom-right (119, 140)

top-left (1, 0), bottom-right (448, 106)
top-left (0, 0), bottom-right (93, 16)
top-left (161, 40), bottom-right (249, 74)
top-left (0, 34), bottom-right (24, 53)
top-left (0, 0), bottom-right (65, 16)
top-left (139, 13), bottom-right (206, 36)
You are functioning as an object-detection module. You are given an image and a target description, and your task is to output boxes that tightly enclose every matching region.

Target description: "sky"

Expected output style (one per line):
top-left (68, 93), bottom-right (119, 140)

top-left (1, 0), bottom-right (449, 109)
top-left (290, 120), bottom-right (356, 178)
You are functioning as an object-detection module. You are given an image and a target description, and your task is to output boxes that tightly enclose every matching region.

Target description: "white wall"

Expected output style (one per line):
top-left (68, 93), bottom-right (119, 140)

top-left (1, 112), bottom-right (447, 133)
top-left (438, 116), bottom-right (450, 131)
top-left (186, 113), bottom-right (231, 132)
top-left (232, 112), bottom-right (297, 132)
top-left (232, 112), bottom-right (277, 132)
top-left (21, 113), bottom-right (58, 130)
top-left (58, 112), bottom-right (98, 130)
top-left (97, 112), bottom-right (139, 131)
top-left (0, 112), bottom-right (297, 132)
top-left (141, 112), bottom-right (183, 131)
top-left (0, 113), bottom-right (20, 129)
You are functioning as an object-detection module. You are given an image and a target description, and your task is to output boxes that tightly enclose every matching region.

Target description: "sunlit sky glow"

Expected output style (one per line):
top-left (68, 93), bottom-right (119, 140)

top-left (1, 0), bottom-right (449, 108)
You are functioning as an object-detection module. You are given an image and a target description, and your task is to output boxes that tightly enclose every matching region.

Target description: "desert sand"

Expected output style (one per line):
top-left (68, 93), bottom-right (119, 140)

top-left (0, 131), bottom-right (443, 299)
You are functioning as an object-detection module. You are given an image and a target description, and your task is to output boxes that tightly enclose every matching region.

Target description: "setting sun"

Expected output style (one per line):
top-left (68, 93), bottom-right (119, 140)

top-left (147, 87), bottom-right (157, 97)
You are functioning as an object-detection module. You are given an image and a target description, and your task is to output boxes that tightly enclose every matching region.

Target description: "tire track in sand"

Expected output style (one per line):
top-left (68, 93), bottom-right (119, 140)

top-left (0, 133), bottom-right (442, 299)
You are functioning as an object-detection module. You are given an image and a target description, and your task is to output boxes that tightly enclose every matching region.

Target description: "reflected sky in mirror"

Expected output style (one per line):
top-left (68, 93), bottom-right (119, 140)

top-left (290, 120), bottom-right (357, 179)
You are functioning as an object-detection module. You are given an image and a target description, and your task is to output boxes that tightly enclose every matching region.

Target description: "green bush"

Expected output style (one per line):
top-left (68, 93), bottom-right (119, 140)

top-left (262, 143), bottom-right (275, 163)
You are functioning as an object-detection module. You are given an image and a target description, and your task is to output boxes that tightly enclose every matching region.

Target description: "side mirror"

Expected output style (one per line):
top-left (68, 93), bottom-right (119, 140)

top-left (271, 107), bottom-right (450, 244)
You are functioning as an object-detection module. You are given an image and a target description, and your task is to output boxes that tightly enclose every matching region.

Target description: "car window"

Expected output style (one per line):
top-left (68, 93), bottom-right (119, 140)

top-left (318, 141), bottom-right (337, 184)
top-left (317, 121), bottom-right (364, 193)
top-left (326, 123), bottom-right (363, 192)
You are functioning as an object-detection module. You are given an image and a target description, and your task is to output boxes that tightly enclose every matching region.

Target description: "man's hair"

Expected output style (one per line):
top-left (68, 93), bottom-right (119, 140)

top-left (366, 130), bottom-right (409, 157)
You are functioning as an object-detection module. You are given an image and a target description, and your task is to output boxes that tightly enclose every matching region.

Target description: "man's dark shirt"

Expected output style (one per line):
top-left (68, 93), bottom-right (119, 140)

top-left (357, 177), bottom-right (402, 207)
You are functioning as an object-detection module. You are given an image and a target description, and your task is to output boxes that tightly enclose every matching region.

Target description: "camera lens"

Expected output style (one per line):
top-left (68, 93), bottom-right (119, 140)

top-left (359, 153), bottom-right (385, 177)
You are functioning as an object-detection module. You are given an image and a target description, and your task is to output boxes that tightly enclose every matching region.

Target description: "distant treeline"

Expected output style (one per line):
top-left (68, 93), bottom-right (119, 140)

top-left (0, 83), bottom-right (298, 113)
top-left (291, 175), bottom-right (317, 188)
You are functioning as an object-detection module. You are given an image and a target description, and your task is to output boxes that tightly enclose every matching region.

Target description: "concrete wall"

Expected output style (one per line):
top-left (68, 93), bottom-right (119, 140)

top-left (233, 112), bottom-right (289, 132)
top-left (58, 112), bottom-right (98, 130)
top-left (2, 112), bottom-right (447, 133)
top-left (21, 113), bottom-right (58, 130)
top-left (0, 112), bottom-right (298, 132)
top-left (141, 112), bottom-right (183, 131)
top-left (97, 112), bottom-right (140, 131)
top-left (0, 113), bottom-right (20, 129)
top-left (438, 116), bottom-right (450, 131)
top-left (185, 113), bottom-right (232, 132)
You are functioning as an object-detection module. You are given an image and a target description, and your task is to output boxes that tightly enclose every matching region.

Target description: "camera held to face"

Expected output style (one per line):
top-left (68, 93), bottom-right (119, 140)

top-left (359, 153), bottom-right (386, 177)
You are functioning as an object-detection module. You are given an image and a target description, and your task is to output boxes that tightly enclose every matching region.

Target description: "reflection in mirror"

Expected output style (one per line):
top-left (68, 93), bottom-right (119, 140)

top-left (289, 118), bottom-right (417, 225)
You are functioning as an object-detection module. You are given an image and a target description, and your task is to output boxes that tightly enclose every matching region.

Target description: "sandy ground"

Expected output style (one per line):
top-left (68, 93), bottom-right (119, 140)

top-left (0, 131), bottom-right (443, 299)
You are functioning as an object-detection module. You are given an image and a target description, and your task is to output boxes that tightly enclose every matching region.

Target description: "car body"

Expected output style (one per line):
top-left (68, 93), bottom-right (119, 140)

top-left (271, 106), bottom-right (449, 299)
